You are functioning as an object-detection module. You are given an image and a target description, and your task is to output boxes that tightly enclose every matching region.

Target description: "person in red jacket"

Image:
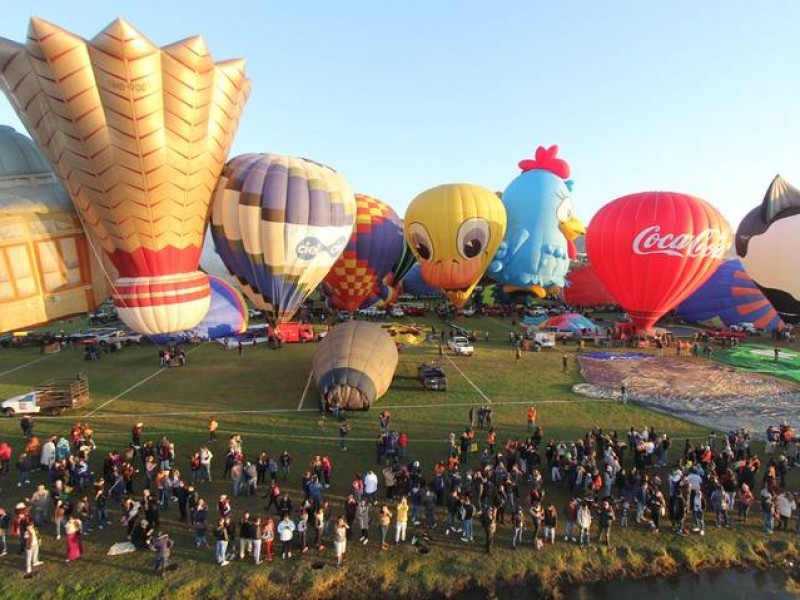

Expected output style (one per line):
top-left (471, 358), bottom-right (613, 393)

top-left (398, 432), bottom-right (409, 458)
top-left (0, 442), bottom-right (12, 476)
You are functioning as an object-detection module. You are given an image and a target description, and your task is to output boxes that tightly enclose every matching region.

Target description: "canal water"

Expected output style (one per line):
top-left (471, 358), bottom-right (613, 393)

top-left (563, 569), bottom-right (796, 600)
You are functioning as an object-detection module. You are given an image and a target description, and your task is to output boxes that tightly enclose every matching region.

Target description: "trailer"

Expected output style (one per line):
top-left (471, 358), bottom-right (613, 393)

top-left (34, 374), bottom-right (90, 415)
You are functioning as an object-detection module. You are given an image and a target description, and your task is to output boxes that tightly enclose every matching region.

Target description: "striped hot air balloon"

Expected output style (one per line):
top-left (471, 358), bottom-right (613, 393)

top-left (211, 153), bottom-right (356, 324)
top-left (148, 275), bottom-right (248, 345)
top-left (321, 194), bottom-right (404, 312)
top-left (0, 18), bottom-right (250, 335)
top-left (676, 259), bottom-right (784, 331)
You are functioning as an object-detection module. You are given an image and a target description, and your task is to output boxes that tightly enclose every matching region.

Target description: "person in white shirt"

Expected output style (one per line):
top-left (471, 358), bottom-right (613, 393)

top-left (364, 471), bottom-right (378, 505)
top-left (276, 514), bottom-right (296, 559)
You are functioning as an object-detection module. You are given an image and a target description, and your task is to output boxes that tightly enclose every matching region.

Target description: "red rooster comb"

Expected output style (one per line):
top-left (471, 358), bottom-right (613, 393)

top-left (518, 145), bottom-right (570, 179)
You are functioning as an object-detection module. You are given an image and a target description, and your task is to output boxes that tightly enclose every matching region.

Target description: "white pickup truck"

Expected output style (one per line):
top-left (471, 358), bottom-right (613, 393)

top-left (447, 336), bottom-right (474, 356)
top-left (2, 391), bottom-right (40, 417)
top-left (96, 329), bottom-right (143, 350)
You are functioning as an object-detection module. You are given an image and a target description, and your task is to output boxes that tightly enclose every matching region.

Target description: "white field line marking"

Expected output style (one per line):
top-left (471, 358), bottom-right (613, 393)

top-left (85, 345), bottom-right (204, 417)
top-left (297, 370), bottom-right (314, 411)
top-left (0, 356), bottom-right (49, 377)
top-left (445, 354), bottom-right (492, 404)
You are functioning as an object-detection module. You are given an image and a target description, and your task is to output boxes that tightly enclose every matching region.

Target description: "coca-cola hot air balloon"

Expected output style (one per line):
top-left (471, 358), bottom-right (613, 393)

top-left (0, 18), bottom-right (250, 335)
top-left (586, 192), bottom-right (732, 332)
top-left (404, 184), bottom-right (507, 308)
top-left (211, 153), bottom-right (356, 325)
top-left (321, 194), bottom-right (404, 312)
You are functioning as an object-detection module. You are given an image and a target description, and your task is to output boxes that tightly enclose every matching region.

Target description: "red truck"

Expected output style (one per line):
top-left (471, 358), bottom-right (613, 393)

top-left (272, 323), bottom-right (315, 343)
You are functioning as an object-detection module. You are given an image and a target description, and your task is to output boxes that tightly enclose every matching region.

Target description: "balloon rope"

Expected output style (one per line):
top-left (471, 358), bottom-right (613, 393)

top-left (71, 207), bottom-right (129, 313)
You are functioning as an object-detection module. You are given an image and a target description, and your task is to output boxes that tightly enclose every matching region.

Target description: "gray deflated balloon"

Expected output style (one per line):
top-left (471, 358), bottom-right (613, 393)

top-left (312, 321), bottom-right (398, 411)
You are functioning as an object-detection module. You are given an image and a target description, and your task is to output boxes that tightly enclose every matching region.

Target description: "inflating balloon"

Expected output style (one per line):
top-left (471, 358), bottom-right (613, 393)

top-left (400, 264), bottom-right (442, 298)
top-left (321, 194), bottom-right (404, 312)
top-left (404, 184), bottom-right (506, 308)
top-left (211, 153), bottom-right (356, 324)
top-left (489, 145), bottom-right (585, 297)
top-left (0, 18), bottom-right (251, 335)
top-left (676, 259), bottom-right (783, 331)
top-left (736, 176), bottom-right (800, 323)
top-left (148, 275), bottom-right (248, 345)
top-left (586, 192), bottom-right (732, 332)
top-left (312, 321), bottom-right (398, 411)
top-left (563, 264), bottom-right (616, 307)
top-left (0, 126), bottom-right (113, 333)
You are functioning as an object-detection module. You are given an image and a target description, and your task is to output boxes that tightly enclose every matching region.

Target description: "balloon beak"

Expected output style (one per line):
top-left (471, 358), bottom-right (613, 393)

top-left (559, 216), bottom-right (586, 241)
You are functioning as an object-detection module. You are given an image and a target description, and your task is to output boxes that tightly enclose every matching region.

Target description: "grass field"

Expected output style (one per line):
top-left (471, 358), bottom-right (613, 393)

top-left (0, 314), bottom-right (797, 599)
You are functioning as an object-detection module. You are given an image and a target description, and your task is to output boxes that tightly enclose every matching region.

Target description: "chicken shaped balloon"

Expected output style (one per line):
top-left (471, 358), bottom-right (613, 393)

top-left (489, 145), bottom-right (585, 298)
top-left (404, 184), bottom-right (506, 308)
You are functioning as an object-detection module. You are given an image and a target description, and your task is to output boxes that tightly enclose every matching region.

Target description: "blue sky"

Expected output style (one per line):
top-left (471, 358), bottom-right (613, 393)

top-left (0, 1), bottom-right (798, 230)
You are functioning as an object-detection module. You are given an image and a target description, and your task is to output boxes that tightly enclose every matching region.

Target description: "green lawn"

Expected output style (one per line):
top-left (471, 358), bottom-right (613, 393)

top-left (0, 315), bottom-right (795, 599)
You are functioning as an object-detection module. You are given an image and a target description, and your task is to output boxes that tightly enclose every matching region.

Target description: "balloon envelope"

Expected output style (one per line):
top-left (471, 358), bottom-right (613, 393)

top-left (400, 264), bottom-right (442, 298)
top-left (586, 191), bottom-right (732, 332)
top-left (312, 321), bottom-right (398, 411)
top-left (322, 194), bottom-right (404, 312)
top-left (736, 175), bottom-right (800, 323)
top-left (404, 183), bottom-right (506, 308)
top-left (490, 145), bottom-right (585, 296)
top-left (211, 153), bottom-right (356, 324)
top-left (0, 127), bottom-right (113, 333)
top-left (0, 18), bottom-right (250, 335)
top-left (148, 275), bottom-right (248, 344)
top-left (563, 264), bottom-right (616, 307)
top-left (676, 259), bottom-right (784, 331)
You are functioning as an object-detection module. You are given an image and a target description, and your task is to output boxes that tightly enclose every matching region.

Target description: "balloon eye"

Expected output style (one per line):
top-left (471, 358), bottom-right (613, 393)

top-left (557, 198), bottom-right (574, 222)
top-left (457, 218), bottom-right (490, 260)
top-left (408, 223), bottom-right (434, 262)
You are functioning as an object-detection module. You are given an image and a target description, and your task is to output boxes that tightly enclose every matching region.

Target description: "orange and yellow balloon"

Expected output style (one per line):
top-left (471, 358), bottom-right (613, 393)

top-left (404, 184), bottom-right (507, 307)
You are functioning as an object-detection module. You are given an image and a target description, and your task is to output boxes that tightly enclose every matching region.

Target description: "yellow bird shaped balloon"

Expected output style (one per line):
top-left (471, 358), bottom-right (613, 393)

top-left (404, 184), bottom-right (507, 308)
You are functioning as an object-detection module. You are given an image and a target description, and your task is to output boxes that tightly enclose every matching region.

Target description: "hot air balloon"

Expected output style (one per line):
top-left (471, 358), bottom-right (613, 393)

top-left (378, 235), bottom-right (417, 305)
top-left (0, 18), bottom-right (250, 335)
top-left (321, 194), bottom-right (404, 312)
top-left (401, 264), bottom-right (442, 298)
top-left (563, 264), bottom-right (616, 308)
top-left (404, 184), bottom-right (506, 308)
top-left (677, 259), bottom-right (784, 331)
top-left (489, 145), bottom-right (585, 297)
top-left (0, 126), bottom-right (113, 333)
top-left (148, 275), bottom-right (248, 345)
top-left (211, 153), bottom-right (356, 325)
top-left (312, 321), bottom-right (398, 411)
top-left (586, 192), bottom-right (732, 333)
top-left (736, 176), bottom-right (800, 323)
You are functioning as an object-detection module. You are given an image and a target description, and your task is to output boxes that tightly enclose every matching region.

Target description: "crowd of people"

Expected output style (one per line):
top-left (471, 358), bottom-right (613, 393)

top-left (1, 405), bottom-right (799, 579)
